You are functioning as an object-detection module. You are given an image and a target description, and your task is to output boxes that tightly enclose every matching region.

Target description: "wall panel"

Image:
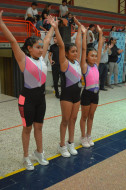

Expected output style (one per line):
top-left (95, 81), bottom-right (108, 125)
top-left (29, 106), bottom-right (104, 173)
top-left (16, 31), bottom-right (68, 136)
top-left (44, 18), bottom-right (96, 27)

top-left (38, 0), bottom-right (118, 13)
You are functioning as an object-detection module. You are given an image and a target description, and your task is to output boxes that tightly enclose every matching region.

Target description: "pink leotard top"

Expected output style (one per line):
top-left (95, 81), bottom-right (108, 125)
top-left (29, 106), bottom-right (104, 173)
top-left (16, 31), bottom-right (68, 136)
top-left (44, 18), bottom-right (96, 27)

top-left (65, 60), bottom-right (82, 87)
top-left (83, 64), bottom-right (99, 93)
top-left (23, 55), bottom-right (47, 89)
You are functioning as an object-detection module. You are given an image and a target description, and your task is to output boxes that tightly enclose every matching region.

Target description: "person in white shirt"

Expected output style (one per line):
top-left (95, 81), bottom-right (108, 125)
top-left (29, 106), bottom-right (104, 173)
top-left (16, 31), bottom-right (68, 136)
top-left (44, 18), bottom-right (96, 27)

top-left (87, 24), bottom-right (95, 48)
top-left (59, 0), bottom-right (69, 18)
top-left (25, 2), bottom-right (38, 23)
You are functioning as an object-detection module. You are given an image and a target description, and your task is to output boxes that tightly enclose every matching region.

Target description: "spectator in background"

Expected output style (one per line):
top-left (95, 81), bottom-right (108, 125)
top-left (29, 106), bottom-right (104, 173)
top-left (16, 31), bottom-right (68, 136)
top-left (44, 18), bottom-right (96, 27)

top-left (41, 4), bottom-right (51, 20)
top-left (108, 37), bottom-right (123, 88)
top-left (59, 0), bottom-right (69, 18)
top-left (87, 24), bottom-right (96, 48)
top-left (115, 25), bottom-right (126, 32)
top-left (36, 15), bottom-right (47, 31)
top-left (67, 12), bottom-right (76, 40)
top-left (41, 4), bottom-right (52, 30)
top-left (67, 12), bottom-right (75, 27)
top-left (93, 27), bottom-right (99, 46)
top-left (121, 25), bottom-right (126, 32)
top-left (58, 18), bottom-right (65, 27)
top-left (95, 35), bottom-right (112, 91)
top-left (109, 26), bottom-right (117, 38)
top-left (43, 17), bottom-right (51, 31)
top-left (48, 35), bottom-right (61, 99)
top-left (25, 2), bottom-right (38, 23)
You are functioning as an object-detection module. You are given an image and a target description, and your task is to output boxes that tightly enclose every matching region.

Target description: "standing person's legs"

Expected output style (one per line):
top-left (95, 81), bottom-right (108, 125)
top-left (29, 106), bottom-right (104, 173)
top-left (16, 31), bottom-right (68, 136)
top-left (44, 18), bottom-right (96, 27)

top-left (80, 105), bottom-right (90, 138)
top-left (57, 66), bottom-right (61, 93)
top-left (80, 105), bottom-right (91, 148)
top-left (113, 62), bottom-right (118, 84)
top-left (32, 93), bottom-right (48, 165)
top-left (99, 63), bottom-right (104, 76)
top-left (105, 63), bottom-right (109, 86)
top-left (67, 101), bottom-right (80, 155)
top-left (105, 62), bottom-right (109, 85)
top-left (18, 94), bottom-right (35, 170)
top-left (33, 122), bottom-right (43, 153)
top-left (80, 88), bottom-right (98, 147)
top-left (32, 122), bottom-right (49, 165)
top-left (100, 63), bottom-right (108, 89)
top-left (87, 103), bottom-right (98, 136)
top-left (58, 66), bottom-right (61, 88)
top-left (68, 101), bottom-right (80, 143)
top-left (59, 101), bottom-right (73, 157)
top-left (108, 62), bottom-right (114, 88)
top-left (99, 63), bottom-right (105, 89)
top-left (22, 126), bottom-right (32, 157)
top-left (123, 62), bottom-right (126, 82)
top-left (86, 103), bottom-right (98, 146)
top-left (22, 126), bottom-right (34, 170)
top-left (60, 101), bottom-right (73, 146)
top-left (52, 66), bottom-right (60, 98)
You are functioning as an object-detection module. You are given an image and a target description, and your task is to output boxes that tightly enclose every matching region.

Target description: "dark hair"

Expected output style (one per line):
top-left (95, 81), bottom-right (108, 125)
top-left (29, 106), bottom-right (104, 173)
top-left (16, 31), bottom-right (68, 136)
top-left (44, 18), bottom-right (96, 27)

top-left (86, 47), bottom-right (97, 56)
top-left (68, 12), bottom-right (72, 16)
top-left (35, 15), bottom-right (41, 22)
top-left (110, 37), bottom-right (113, 41)
top-left (58, 18), bottom-right (64, 27)
top-left (31, 2), bottom-right (38, 6)
top-left (45, 3), bottom-right (51, 10)
top-left (22, 36), bottom-right (42, 57)
top-left (89, 24), bottom-right (95, 29)
top-left (111, 26), bottom-right (115, 31)
top-left (97, 34), bottom-right (105, 42)
top-left (62, 0), bottom-right (67, 4)
top-left (65, 43), bottom-right (76, 53)
top-left (109, 37), bottom-right (116, 44)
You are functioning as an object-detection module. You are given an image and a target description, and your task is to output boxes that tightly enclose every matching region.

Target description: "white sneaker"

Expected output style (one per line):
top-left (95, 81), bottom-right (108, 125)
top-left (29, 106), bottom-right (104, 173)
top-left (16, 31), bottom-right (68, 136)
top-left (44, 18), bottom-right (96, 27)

top-left (58, 145), bottom-right (71, 157)
top-left (87, 136), bottom-right (94, 146)
top-left (67, 142), bottom-right (78, 155)
top-left (32, 150), bottom-right (49, 165)
top-left (23, 156), bottom-right (34, 170)
top-left (80, 137), bottom-right (90, 148)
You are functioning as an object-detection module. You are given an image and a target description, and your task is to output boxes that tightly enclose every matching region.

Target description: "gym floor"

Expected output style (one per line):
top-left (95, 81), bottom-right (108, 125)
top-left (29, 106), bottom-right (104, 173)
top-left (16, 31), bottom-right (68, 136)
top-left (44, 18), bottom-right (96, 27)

top-left (0, 83), bottom-right (126, 190)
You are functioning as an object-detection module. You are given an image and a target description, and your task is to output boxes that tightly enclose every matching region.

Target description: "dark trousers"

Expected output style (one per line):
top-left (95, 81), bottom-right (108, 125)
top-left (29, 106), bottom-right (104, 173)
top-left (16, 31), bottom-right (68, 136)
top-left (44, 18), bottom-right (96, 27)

top-left (52, 65), bottom-right (61, 95)
top-left (99, 63), bottom-right (108, 89)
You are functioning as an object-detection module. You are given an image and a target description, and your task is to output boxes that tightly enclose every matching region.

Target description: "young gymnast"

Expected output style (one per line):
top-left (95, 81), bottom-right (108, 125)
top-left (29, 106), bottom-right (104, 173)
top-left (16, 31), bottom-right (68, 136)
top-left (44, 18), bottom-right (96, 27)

top-left (0, 10), bottom-right (54, 170)
top-left (49, 16), bottom-right (82, 157)
top-left (80, 24), bottom-right (103, 147)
